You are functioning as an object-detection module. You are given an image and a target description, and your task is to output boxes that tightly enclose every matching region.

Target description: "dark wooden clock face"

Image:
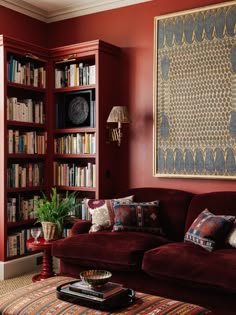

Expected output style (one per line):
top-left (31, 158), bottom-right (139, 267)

top-left (68, 96), bottom-right (89, 125)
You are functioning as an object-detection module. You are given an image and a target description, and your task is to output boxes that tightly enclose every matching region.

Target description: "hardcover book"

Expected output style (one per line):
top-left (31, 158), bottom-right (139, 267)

top-left (69, 281), bottom-right (123, 298)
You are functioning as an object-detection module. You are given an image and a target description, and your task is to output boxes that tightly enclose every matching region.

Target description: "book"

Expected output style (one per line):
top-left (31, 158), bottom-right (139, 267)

top-left (62, 285), bottom-right (128, 303)
top-left (69, 281), bottom-right (123, 298)
top-left (61, 286), bottom-right (105, 302)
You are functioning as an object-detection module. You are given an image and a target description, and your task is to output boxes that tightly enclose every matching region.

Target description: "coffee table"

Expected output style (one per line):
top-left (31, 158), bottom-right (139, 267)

top-left (0, 276), bottom-right (213, 314)
top-left (26, 237), bottom-right (56, 282)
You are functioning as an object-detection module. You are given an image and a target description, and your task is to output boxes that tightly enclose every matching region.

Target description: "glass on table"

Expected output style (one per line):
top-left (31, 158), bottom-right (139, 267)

top-left (31, 227), bottom-right (42, 244)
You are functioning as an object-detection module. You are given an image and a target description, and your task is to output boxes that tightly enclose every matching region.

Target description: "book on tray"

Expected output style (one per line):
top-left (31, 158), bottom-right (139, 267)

top-left (69, 281), bottom-right (123, 298)
top-left (61, 285), bottom-right (129, 303)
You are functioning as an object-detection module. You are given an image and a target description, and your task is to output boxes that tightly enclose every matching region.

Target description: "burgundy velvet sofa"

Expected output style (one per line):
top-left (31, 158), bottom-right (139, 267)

top-left (52, 188), bottom-right (236, 315)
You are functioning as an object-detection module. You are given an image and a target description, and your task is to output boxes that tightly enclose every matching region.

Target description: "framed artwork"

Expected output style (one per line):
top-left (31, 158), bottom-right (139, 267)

top-left (154, 1), bottom-right (236, 179)
top-left (56, 90), bottom-right (95, 128)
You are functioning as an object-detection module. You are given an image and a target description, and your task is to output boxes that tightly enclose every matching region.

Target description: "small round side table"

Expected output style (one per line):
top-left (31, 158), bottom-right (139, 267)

top-left (26, 237), bottom-right (56, 282)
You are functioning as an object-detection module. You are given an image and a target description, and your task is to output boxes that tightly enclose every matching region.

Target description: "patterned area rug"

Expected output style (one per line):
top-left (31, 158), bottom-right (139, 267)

top-left (0, 268), bottom-right (41, 295)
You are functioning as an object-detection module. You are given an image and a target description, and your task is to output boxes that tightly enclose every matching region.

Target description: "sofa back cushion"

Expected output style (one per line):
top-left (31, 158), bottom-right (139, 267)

top-left (185, 191), bottom-right (236, 233)
top-left (112, 201), bottom-right (164, 235)
top-left (184, 209), bottom-right (235, 251)
top-left (116, 188), bottom-right (193, 241)
top-left (84, 195), bottom-right (134, 232)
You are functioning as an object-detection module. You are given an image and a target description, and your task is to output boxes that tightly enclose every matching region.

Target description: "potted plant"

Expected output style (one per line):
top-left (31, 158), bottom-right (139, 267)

top-left (35, 187), bottom-right (80, 241)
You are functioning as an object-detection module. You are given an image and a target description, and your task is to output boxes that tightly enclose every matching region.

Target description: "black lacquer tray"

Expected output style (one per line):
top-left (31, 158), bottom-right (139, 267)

top-left (56, 281), bottom-right (136, 311)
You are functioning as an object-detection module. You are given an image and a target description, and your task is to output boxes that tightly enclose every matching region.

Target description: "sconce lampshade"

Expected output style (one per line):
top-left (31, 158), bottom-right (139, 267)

top-left (107, 106), bottom-right (130, 124)
top-left (107, 106), bottom-right (130, 146)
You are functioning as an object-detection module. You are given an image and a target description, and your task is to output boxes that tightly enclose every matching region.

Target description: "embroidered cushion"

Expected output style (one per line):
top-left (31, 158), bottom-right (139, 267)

top-left (184, 209), bottom-right (235, 251)
top-left (112, 201), bottom-right (164, 235)
top-left (84, 195), bottom-right (134, 233)
top-left (225, 220), bottom-right (236, 248)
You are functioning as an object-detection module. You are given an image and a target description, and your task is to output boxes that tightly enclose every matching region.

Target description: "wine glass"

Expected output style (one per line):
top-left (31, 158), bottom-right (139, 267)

top-left (31, 227), bottom-right (41, 244)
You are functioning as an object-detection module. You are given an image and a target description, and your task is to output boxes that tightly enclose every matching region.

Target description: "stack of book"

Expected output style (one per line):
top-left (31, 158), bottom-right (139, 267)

top-left (61, 281), bottom-right (128, 303)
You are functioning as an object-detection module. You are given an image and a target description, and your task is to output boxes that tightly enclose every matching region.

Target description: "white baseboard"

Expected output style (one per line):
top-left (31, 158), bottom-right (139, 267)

top-left (0, 253), bottom-right (43, 280)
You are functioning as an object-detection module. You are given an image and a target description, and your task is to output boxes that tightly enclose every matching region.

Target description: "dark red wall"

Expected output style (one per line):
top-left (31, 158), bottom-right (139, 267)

top-left (47, 0), bottom-right (236, 194)
top-left (1, 0), bottom-right (235, 194)
top-left (0, 6), bottom-right (47, 46)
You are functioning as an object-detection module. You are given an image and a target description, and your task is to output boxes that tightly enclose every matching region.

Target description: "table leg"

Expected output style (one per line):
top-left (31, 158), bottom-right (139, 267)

top-left (32, 248), bottom-right (55, 282)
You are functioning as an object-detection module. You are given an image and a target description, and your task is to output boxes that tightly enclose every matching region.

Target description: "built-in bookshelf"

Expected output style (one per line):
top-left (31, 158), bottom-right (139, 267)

top-left (0, 35), bottom-right (49, 262)
top-left (49, 40), bottom-right (121, 205)
top-left (0, 36), bottom-right (120, 272)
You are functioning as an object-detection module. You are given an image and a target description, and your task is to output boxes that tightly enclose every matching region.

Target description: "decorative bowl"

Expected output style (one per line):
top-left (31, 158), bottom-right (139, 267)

top-left (80, 270), bottom-right (112, 287)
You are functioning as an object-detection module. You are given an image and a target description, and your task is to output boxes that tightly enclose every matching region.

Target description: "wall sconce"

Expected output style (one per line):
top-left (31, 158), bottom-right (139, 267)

top-left (107, 106), bottom-right (130, 146)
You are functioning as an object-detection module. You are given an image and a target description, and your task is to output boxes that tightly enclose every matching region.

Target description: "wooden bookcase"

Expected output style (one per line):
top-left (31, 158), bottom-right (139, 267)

top-left (0, 35), bottom-right (49, 263)
top-left (48, 40), bottom-right (121, 212)
top-left (0, 36), bottom-right (120, 268)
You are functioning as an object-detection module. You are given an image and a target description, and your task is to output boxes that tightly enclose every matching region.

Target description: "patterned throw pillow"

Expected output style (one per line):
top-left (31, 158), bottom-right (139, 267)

top-left (225, 220), bottom-right (236, 248)
top-left (184, 209), bottom-right (235, 251)
top-left (112, 201), bottom-right (164, 235)
top-left (84, 195), bottom-right (134, 233)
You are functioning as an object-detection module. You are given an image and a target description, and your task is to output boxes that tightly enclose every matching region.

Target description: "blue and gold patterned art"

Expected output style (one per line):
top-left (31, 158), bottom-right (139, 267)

top-left (154, 2), bottom-right (236, 178)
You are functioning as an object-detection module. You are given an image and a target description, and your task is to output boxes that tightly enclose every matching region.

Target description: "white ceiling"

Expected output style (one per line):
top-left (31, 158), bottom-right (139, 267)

top-left (0, 0), bottom-right (152, 23)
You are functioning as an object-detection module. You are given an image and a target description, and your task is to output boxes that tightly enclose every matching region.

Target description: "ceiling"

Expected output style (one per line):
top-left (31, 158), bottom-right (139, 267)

top-left (0, 0), bottom-right (152, 23)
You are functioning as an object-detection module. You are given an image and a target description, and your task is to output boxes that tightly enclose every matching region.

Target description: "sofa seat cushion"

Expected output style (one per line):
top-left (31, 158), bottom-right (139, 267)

top-left (52, 231), bottom-right (169, 271)
top-left (142, 242), bottom-right (236, 294)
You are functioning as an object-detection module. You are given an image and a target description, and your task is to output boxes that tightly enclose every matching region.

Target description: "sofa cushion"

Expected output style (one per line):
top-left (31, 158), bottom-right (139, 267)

top-left (116, 188), bottom-right (193, 241)
top-left (112, 201), bottom-right (164, 235)
top-left (52, 231), bottom-right (169, 271)
top-left (142, 242), bottom-right (236, 294)
top-left (184, 209), bottom-right (235, 251)
top-left (185, 191), bottom-right (236, 233)
top-left (225, 220), bottom-right (236, 248)
top-left (84, 195), bottom-right (134, 232)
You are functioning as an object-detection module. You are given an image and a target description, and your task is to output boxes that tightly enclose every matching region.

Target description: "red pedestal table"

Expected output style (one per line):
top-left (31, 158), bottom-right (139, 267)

top-left (26, 237), bottom-right (57, 282)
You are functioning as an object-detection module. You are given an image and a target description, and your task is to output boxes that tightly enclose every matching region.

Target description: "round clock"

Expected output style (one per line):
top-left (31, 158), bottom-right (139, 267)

top-left (68, 96), bottom-right (89, 125)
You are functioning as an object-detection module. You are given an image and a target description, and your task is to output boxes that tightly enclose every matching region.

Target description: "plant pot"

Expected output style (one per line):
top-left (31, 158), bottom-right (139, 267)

top-left (41, 222), bottom-right (59, 241)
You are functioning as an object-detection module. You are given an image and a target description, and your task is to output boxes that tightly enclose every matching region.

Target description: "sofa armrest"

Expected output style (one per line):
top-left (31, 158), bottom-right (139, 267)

top-left (72, 220), bottom-right (92, 235)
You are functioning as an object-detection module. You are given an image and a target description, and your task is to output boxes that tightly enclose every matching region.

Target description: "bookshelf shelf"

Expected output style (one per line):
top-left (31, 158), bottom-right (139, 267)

top-left (54, 127), bottom-right (96, 134)
top-left (7, 82), bottom-right (46, 92)
top-left (7, 121), bottom-right (46, 128)
top-left (7, 185), bottom-right (46, 193)
top-left (54, 84), bottom-right (96, 93)
top-left (55, 186), bottom-right (96, 192)
top-left (54, 154), bottom-right (96, 159)
top-left (8, 154), bottom-right (46, 159)
top-left (5, 250), bottom-right (41, 262)
top-left (7, 219), bottom-right (36, 228)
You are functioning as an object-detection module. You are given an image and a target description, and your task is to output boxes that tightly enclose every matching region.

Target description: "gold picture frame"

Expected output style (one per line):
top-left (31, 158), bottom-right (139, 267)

top-left (153, 1), bottom-right (236, 179)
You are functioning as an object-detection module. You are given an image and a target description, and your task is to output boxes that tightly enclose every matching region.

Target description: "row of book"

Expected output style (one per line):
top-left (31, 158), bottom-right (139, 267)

top-left (56, 194), bottom-right (89, 219)
top-left (54, 132), bottom-right (95, 155)
top-left (53, 162), bottom-right (96, 187)
top-left (7, 228), bottom-right (32, 257)
top-left (7, 193), bottom-right (91, 223)
top-left (8, 55), bottom-right (46, 88)
top-left (7, 195), bottom-right (40, 223)
top-left (7, 97), bottom-right (45, 124)
top-left (69, 203), bottom-right (91, 220)
top-left (7, 162), bottom-right (44, 188)
top-left (55, 63), bottom-right (95, 88)
top-left (62, 227), bottom-right (73, 238)
top-left (8, 130), bottom-right (47, 154)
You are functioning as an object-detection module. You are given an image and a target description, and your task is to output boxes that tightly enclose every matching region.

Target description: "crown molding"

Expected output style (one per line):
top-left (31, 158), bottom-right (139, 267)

top-left (0, 0), bottom-right (152, 23)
